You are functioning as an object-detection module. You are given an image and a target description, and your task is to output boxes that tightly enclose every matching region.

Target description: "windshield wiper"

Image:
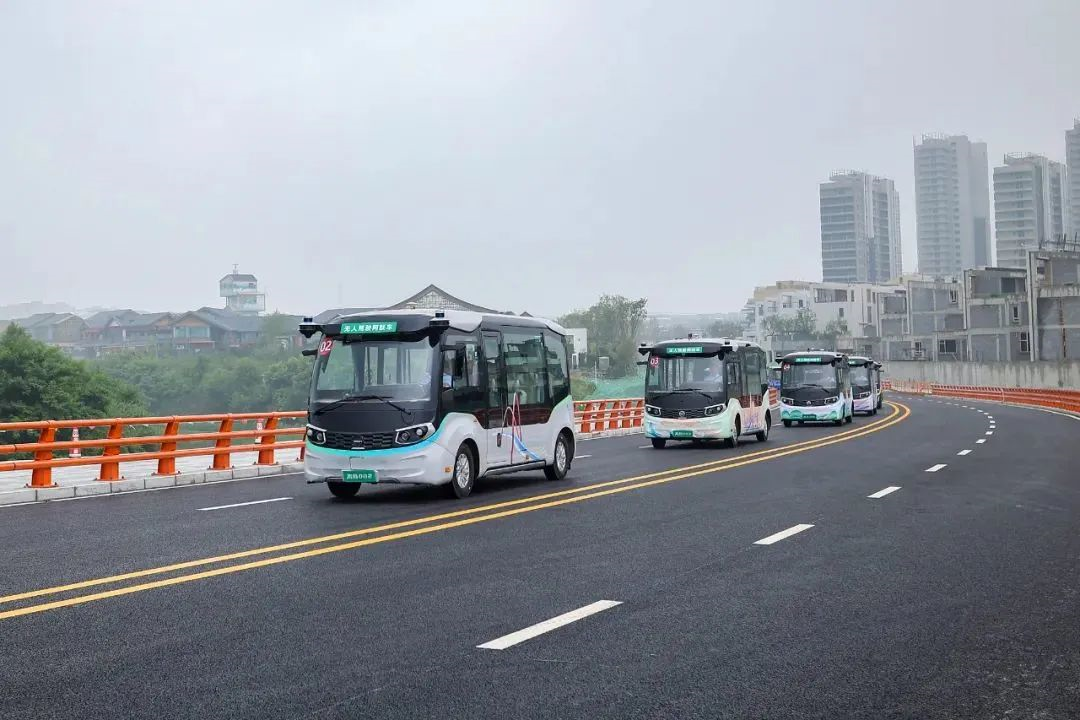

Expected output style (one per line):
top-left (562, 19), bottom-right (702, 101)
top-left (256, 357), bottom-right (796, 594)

top-left (791, 382), bottom-right (833, 390)
top-left (675, 389), bottom-right (719, 401)
top-left (313, 394), bottom-right (413, 416)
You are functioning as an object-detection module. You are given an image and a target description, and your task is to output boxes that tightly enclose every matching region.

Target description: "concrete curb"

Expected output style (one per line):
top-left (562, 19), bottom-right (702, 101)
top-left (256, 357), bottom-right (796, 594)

top-left (0, 462), bottom-right (305, 507)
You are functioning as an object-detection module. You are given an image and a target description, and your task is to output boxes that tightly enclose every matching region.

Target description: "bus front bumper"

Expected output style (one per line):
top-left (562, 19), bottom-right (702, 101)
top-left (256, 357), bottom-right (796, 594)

top-left (304, 442), bottom-right (456, 486)
top-left (780, 403), bottom-right (843, 422)
top-left (644, 416), bottom-right (732, 440)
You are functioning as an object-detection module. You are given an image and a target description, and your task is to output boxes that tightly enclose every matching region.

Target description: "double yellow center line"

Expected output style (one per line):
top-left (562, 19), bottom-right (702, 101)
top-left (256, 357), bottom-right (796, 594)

top-left (0, 402), bottom-right (910, 621)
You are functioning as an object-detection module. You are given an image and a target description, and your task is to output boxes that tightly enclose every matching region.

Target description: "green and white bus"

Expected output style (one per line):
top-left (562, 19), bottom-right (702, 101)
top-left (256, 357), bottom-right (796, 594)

top-left (639, 338), bottom-right (771, 449)
top-left (778, 351), bottom-right (854, 427)
top-left (848, 356), bottom-right (883, 415)
top-left (299, 310), bottom-right (576, 499)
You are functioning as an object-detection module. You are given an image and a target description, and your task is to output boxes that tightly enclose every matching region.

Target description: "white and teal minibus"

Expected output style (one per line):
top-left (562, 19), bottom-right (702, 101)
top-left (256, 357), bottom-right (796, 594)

top-left (778, 351), bottom-right (854, 427)
top-left (848, 356), bottom-right (883, 415)
top-left (638, 338), bottom-right (771, 449)
top-left (299, 310), bottom-right (576, 499)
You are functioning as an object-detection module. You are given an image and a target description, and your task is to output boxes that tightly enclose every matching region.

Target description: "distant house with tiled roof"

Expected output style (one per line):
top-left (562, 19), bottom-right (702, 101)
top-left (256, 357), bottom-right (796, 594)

top-left (8, 312), bottom-right (86, 350)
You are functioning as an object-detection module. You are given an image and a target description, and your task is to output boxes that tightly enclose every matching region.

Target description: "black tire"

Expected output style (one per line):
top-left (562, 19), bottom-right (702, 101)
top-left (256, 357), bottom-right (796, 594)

top-left (449, 444), bottom-right (476, 498)
top-left (797, 420), bottom-right (804, 426)
top-left (725, 418), bottom-right (740, 449)
top-left (783, 419), bottom-right (792, 428)
top-left (755, 413), bottom-right (770, 442)
top-left (327, 481), bottom-right (359, 499)
top-left (544, 432), bottom-right (572, 481)
top-left (833, 416), bottom-right (843, 426)
top-left (651, 438), bottom-right (667, 449)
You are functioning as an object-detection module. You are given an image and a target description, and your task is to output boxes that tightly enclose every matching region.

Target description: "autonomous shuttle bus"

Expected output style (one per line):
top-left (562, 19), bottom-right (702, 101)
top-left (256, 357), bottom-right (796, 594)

top-left (639, 338), bottom-right (771, 449)
top-left (778, 351), bottom-right (854, 427)
top-left (299, 310), bottom-right (576, 499)
top-left (848, 356), bottom-right (883, 415)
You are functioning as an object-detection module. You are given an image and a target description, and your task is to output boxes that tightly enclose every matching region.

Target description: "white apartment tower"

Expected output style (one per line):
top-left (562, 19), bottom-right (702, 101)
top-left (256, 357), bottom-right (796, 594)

top-left (819, 171), bottom-right (902, 284)
top-left (914, 134), bottom-right (991, 276)
top-left (993, 153), bottom-right (1068, 268)
top-left (1066, 118), bottom-right (1080, 241)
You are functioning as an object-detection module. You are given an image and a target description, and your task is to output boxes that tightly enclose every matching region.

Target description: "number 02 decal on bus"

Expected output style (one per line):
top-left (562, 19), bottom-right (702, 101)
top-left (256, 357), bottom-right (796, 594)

top-left (319, 339), bottom-right (333, 356)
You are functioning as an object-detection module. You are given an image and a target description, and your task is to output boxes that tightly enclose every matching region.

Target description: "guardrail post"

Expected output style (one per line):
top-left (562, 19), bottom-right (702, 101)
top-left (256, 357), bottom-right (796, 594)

top-left (28, 426), bottom-right (57, 488)
top-left (155, 419), bottom-right (180, 476)
top-left (256, 416), bottom-right (279, 465)
top-left (632, 399), bottom-right (644, 428)
top-left (211, 417), bottom-right (234, 470)
top-left (97, 422), bottom-right (124, 481)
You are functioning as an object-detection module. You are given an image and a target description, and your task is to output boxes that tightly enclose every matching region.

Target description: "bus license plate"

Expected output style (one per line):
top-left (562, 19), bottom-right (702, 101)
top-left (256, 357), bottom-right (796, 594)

top-left (670, 430), bottom-right (694, 439)
top-left (342, 469), bottom-right (377, 483)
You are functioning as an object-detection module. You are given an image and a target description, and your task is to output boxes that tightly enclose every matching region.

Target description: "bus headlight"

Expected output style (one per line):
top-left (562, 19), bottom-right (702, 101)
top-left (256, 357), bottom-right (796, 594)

top-left (645, 405), bottom-right (660, 416)
top-left (825, 396), bottom-right (839, 404)
top-left (781, 397), bottom-right (793, 405)
top-left (306, 426), bottom-right (326, 445)
top-left (704, 404), bottom-right (725, 416)
top-left (395, 424), bottom-right (433, 446)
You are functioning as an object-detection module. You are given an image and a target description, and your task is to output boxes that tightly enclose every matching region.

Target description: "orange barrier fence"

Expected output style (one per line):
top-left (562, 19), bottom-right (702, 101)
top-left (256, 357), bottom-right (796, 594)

top-left (1, 400), bottom-right (649, 490)
top-left (888, 381), bottom-right (1080, 414)
top-left (0, 412), bottom-right (306, 489)
top-left (573, 398), bottom-right (645, 434)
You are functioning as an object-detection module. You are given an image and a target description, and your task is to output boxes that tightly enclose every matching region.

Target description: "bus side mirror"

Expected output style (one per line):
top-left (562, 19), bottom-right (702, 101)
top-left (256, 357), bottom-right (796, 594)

top-left (301, 348), bottom-right (317, 357)
top-left (761, 382), bottom-right (768, 395)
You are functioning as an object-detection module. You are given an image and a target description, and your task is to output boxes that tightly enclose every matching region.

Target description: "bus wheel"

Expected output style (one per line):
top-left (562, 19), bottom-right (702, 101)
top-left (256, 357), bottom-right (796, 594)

top-left (725, 419), bottom-right (740, 449)
top-left (327, 481), bottom-right (359, 499)
top-left (651, 438), bottom-right (667, 449)
top-left (782, 419), bottom-right (792, 428)
top-left (450, 444), bottom-right (476, 498)
top-left (845, 408), bottom-right (854, 424)
top-left (755, 415), bottom-right (770, 442)
top-left (544, 432), bottom-right (572, 481)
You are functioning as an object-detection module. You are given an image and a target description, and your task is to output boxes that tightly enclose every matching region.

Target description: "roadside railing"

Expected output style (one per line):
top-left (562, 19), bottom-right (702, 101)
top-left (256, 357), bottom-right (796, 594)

top-left (888, 381), bottom-right (1080, 414)
top-left (0, 413), bottom-right (306, 489)
top-left (573, 399), bottom-right (645, 434)
top-left (1, 399), bottom-right (649, 489)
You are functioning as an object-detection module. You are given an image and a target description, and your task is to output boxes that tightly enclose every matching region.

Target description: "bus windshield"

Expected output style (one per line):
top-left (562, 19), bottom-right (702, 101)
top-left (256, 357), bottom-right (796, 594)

top-left (851, 365), bottom-right (873, 390)
top-left (310, 336), bottom-right (437, 405)
top-left (781, 363), bottom-right (838, 391)
top-left (647, 354), bottom-right (725, 393)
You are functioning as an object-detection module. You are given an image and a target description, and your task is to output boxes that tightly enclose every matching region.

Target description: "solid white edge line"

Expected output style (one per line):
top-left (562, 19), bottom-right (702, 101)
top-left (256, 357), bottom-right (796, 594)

top-left (957, 449), bottom-right (971, 456)
top-left (477, 600), bottom-right (622, 650)
top-left (868, 486), bottom-right (901, 499)
top-left (754, 523), bottom-right (814, 545)
top-left (574, 455), bottom-right (593, 459)
top-left (925, 464), bottom-right (947, 472)
top-left (197, 497), bottom-right (293, 511)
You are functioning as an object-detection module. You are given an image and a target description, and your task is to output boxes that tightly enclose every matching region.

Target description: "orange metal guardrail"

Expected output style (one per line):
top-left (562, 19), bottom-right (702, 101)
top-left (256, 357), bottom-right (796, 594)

top-left (889, 382), bottom-right (1080, 414)
top-left (573, 398), bottom-right (645, 433)
top-left (1, 400), bottom-right (648, 490)
top-left (0, 412), bottom-right (306, 489)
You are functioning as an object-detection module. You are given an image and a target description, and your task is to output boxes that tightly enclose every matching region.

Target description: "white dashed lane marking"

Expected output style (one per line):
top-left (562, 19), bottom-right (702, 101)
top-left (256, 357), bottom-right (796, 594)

top-left (925, 464), bottom-right (947, 473)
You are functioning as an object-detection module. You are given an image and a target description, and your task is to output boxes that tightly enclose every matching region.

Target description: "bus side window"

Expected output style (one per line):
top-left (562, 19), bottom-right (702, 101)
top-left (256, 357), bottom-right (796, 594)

top-left (442, 334), bottom-right (483, 412)
top-left (726, 361), bottom-right (739, 394)
top-left (745, 351), bottom-right (762, 394)
top-left (543, 331), bottom-right (570, 403)
top-left (503, 330), bottom-right (550, 407)
top-left (482, 334), bottom-right (503, 409)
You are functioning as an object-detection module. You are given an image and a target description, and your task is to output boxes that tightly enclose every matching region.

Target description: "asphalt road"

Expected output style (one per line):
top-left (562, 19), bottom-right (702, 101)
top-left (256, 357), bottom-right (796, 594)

top-left (1, 396), bottom-right (1079, 719)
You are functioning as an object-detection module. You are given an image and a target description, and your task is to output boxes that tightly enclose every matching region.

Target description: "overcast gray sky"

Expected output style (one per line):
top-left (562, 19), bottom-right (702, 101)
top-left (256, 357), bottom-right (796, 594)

top-left (2, 0), bottom-right (1078, 317)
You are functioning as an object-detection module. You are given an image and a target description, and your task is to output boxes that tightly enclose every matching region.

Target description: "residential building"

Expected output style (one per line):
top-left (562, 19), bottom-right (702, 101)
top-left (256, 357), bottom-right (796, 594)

top-left (1028, 247), bottom-right (1080, 361)
top-left (873, 275), bottom-right (965, 361)
top-left (820, 171), bottom-right (902, 284)
top-left (993, 153), bottom-right (1068, 269)
top-left (914, 134), bottom-right (991, 276)
top-left (1066, 118), bottom-right (1080, 241)
top-left (963, 267), bottom-right (1030, 362)
top-left (219, 268), bottom-right (266, 316)
top-left (744, 280), bottom-right (899, 360)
